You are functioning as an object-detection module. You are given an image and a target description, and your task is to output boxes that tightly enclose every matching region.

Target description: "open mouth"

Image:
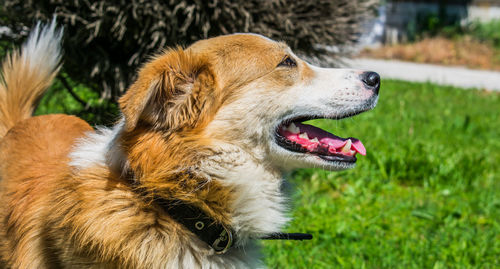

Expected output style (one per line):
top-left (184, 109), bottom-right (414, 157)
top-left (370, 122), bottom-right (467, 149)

top-left (275, 117), bottom-right (366, 163)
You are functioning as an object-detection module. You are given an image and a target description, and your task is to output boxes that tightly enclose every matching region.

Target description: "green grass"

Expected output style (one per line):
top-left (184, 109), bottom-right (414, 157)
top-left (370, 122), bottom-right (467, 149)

top-left (263, 80), bottom-right (500, 268)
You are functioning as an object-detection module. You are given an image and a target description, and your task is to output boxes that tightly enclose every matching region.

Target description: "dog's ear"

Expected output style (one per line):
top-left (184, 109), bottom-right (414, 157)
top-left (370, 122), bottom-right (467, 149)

top-left (119, 48), bottom-right (217, 131)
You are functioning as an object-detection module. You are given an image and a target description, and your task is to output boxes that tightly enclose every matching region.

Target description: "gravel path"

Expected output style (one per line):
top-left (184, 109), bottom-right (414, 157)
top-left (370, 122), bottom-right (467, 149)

top-left (344, 58), bottom-right (500, 91)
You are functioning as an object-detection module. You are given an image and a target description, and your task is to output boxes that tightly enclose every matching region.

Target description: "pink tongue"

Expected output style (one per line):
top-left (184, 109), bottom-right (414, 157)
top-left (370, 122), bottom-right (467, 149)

top-left (319, 137), bottom-right (348, 149)
top-left (282, 122), bottom-right (366, 156)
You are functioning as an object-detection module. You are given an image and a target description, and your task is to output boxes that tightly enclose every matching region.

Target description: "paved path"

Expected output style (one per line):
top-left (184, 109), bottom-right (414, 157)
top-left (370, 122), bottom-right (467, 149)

top-left (343, 58), bottom-right (500, 91)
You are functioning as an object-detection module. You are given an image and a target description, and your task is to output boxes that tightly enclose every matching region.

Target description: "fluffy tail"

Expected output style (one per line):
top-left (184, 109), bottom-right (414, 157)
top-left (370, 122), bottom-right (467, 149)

top-left (0, 18), bottom-right (63, 138)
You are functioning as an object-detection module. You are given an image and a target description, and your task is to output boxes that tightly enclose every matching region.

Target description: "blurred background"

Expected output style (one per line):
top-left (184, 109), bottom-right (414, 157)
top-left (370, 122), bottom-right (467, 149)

top-left (1, 0), bottom-right (498, 268)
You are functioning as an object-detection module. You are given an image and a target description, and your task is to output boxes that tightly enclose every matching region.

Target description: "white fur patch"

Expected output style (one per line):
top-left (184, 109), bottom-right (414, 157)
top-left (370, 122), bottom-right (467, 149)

top-left (198, 144), bottom-right (289, 246)
top-left (22, 17), bottom-right (63, 76)
top-left (68, 122), bottom-right (124, 170)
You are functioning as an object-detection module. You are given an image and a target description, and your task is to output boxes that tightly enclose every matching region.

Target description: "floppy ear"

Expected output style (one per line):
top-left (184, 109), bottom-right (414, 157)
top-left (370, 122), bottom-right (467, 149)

top-left (119, 48), bottom-right (217, 131)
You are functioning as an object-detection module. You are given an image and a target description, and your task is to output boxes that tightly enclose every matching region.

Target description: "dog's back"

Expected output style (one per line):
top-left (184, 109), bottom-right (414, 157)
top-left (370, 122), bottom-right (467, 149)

top-left (0, 20), bottom-right (94, 268)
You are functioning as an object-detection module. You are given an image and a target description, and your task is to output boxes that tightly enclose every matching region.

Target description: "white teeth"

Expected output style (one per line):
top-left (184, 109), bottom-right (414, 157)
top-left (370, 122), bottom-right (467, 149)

top-left (341, 139), bottom-right (352, 153)
top-left (310, 137), bottom-right (319, 143)
top-left (299, 132), bottom-right (309, 140)
top-left (286, 122), bottom-right (300, 134)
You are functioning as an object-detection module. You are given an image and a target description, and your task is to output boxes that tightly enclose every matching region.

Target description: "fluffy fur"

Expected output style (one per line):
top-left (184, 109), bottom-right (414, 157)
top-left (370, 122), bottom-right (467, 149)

top-left (0, 18), bottom-right (62, 137)
top-left (0, 21), bottom-right (378, 268)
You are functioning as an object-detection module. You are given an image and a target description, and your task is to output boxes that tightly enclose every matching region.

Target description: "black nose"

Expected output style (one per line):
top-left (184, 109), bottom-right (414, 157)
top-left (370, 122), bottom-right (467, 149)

top-left (361, 71), bottom-right (380, 93)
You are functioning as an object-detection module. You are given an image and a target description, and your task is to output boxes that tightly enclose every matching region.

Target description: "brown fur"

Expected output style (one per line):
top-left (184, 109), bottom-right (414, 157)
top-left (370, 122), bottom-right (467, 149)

top-left (0, 51), bottom-right (60, 138)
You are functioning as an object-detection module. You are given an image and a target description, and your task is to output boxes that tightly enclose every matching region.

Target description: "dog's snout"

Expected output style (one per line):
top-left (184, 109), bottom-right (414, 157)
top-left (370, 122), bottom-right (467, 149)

top-left (361, 71), bottom-right (380, 93)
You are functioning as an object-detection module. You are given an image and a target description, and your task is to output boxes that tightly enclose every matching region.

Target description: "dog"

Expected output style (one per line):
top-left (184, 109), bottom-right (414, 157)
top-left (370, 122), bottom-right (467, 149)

top-left (0, 20), bottom-right (379, 268)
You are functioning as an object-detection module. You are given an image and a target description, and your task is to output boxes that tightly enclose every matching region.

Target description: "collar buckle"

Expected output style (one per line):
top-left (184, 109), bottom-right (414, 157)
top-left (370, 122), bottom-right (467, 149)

top-left (212, 225), bottom-right (233, 254)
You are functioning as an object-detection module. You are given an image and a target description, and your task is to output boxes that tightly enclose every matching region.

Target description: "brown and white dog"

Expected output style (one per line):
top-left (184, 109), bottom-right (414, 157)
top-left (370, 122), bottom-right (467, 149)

top-left (0, 21), bottom-right (379, 268)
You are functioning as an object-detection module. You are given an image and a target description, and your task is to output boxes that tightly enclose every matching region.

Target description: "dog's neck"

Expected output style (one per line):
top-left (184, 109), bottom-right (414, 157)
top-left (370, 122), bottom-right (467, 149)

top-left (195, 143), bottom-right (289, 245)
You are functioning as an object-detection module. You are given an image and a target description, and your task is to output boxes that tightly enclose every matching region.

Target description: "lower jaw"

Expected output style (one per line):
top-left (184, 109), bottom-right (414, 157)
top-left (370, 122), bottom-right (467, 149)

top-left (318, 154), bottom-right (356, 163)
top-left (273, 151), bottom-right (357, 171)
top-left (316, 157), bottom-right (357, 171)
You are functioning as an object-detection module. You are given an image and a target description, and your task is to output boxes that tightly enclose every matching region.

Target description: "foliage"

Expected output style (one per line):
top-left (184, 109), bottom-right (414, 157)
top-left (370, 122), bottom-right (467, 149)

top-left (35, 73), bottom-right (118, 126)
top-left (406, 8), bottom-right (500, 49)
top-left (468, 19), bottom-right (500, 50)
top-left (263, 80), bottom-right (500, 268)
top-left (1, 0), bottom-right (378, 122)
top-left (406, 10), bottom-right (466, 41)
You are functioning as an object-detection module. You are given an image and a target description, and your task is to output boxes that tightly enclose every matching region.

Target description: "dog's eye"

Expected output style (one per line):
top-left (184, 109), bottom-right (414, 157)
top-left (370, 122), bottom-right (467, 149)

top-left (278, 56), bottom-right (297, 68)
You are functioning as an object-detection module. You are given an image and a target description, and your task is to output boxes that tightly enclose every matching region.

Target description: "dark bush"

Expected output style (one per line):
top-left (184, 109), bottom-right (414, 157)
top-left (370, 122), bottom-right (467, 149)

top-left (1, 0), bottom-right (378, 122)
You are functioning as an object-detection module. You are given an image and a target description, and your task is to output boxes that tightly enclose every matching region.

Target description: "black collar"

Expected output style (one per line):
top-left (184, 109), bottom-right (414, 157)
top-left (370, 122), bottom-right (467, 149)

top-left (154, 196), bottom-right (234, 254)
top-left (153, 196), bottom-right (312, 254)
top-left (126, 170), bottom-right (311, 254)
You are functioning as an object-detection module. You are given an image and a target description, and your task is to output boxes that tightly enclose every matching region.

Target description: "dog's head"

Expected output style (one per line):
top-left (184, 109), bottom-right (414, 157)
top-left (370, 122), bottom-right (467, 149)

top-left (119, 34), bottom-right (379, 173)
